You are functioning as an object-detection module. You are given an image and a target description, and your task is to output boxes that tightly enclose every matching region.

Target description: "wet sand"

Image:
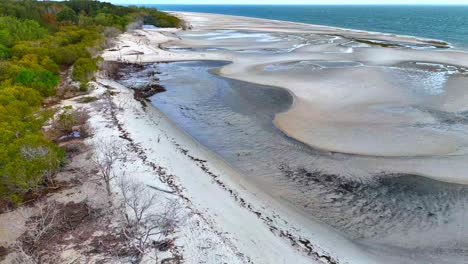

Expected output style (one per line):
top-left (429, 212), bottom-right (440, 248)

top-left (103, 12), bottom-right (468, 184)
top-left (168, 12), bottom-right (468, 186)
top-left (117, 60), bottom-right (467, 263)
top-left (102, 12), bottom-right (468, 263)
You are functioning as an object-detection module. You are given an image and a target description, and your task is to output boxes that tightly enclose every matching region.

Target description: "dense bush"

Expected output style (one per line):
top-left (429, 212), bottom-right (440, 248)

top-left (0, 45), bottom-right (10, 60)
top-left (15, 69), bottom-right (59, 97)
top-left (72, 58), bottom-right (98, 83)
top-left (56, 7), bottom-right (78, 24)
top-left (0, 16), bottom-right (48, 47)
top-left (0, 135), bottom-right (64, 204)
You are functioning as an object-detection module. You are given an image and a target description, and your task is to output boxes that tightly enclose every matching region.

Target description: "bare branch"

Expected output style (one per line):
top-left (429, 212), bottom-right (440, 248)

top-left (11, 243), bottom-right (37, 264)
top-left (28, 201), bottom-right (60, 243)
top-left (92, 139), bottom-right (126, 202)
top-left (117, 177), bottom-right (183, 260)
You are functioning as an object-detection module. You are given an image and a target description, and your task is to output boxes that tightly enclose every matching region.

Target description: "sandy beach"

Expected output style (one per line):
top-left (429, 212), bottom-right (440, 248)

top-left (99, 12), bottom-right (468, 263)
top-left (89, 76), bottom-right (386, 263)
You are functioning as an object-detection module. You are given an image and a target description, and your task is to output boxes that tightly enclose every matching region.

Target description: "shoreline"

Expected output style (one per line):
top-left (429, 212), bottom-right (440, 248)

top-left (169, 11), bottom-right (453, 49)
top-left (169, 11), bottom-right (468, 185)
top-left (98, 12), bottom-right (468, 263)
top-left (93, 77), bottom-right (379, 263)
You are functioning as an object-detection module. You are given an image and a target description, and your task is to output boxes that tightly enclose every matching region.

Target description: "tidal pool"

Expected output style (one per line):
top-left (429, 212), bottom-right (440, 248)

top-left (119, 61), bottom-right (468, 263)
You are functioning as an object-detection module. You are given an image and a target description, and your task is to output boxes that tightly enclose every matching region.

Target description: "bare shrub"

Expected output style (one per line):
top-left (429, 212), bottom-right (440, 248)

top-left (79, 122), bottom-right (93, 139)
top-left (55, 84), bottom-right (81, 100)
top-left (11, 243), bottom-right (37, 264)
top-left (103, 27), bottom-right (122, 38)
top-left (27, 201), bottom-right (61, 243)
top-left (117, 177), bottom-right (182, 260)
top-left (77, 96), bottom-right (98, 103)
top-left (116, 95), bottom-right (132, 111)
top-left (50, 107), bottom-right (91, 139)
top-left (126, 20), bottom-right (143, 32)
top-left (99, 61), bottom-right (122, 80)
top-left (20, 146), bottom-right (49, 160)
top-left (59, 140), bottom-right (87, 158)
top-left (92, 140), bottom-right (125, 200)
top-left (16, 201), bottom-right (98, 263)
top-left (102, 27), bottom-right (122, 49)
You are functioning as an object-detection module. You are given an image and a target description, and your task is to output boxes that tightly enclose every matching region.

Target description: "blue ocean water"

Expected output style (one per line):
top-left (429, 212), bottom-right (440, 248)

top-left (147, 5), bottom-right (468, 48)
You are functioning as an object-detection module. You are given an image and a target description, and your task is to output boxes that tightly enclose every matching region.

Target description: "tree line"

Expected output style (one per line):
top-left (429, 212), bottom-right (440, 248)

top-left (0, 0), bottom-right (181, 205)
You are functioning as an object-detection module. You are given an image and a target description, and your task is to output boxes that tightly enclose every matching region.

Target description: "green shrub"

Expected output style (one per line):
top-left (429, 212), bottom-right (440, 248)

top-left (57, 7), bottom-right (78, 24)
top-left (0, 134), bottom-right (64, 204)
top-left (72, 57), bottom-right (97, 83)
top-left (15, 54), bottom-right (59, 74)
top-left (0, 16), bottom-right (48, 47)
top-left (15, 69), bottom-right (59, 97)
top-left (0, 44), bottom-right (10, 60)
top-left (79, 83), bottom-right (89, 92)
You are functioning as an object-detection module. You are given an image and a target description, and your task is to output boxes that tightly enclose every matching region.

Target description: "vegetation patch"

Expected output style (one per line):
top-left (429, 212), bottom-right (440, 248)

top-left (0, 0), bottom-right (182, 205)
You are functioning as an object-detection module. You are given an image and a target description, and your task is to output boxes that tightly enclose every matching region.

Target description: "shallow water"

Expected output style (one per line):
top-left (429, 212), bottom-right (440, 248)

top-left (154, 5), bottom-right (468, 48)
top-left (119, 61), bottom-right (468, 262)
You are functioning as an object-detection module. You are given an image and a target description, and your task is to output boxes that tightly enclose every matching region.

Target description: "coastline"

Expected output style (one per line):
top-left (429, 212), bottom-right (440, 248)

top-left (169, 11), bottom-right (453, 49)
top-left (98, 11), bottom-right (468, 263)
top-left (97, 16), bottom-right (386, 263)
top-left (91, 77), bottom-right (380, 263)
top-left (173, 12), bottom-right (468, 185)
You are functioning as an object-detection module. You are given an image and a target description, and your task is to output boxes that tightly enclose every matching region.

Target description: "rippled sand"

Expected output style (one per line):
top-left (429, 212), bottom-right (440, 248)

top-left (160, 12), bottom-right (468, 185)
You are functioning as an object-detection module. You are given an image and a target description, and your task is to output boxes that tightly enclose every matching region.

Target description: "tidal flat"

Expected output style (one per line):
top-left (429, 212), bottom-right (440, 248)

top-left (106, 12), bottom-right (468, 263)
top-left (117, 60), bottom-right (467, 263)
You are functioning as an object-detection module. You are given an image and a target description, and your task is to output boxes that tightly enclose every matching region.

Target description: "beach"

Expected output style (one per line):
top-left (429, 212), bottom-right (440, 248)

top-left (99, 12), bottom-right (468, 263)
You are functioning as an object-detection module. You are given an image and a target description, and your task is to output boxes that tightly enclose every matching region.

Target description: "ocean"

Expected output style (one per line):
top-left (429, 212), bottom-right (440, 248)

top-left (146, 5), bottom-right (468, 48)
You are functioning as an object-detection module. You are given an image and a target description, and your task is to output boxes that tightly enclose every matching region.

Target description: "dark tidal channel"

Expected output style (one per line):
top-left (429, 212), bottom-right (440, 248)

top-left (120, 61), bottom-right (468, 262)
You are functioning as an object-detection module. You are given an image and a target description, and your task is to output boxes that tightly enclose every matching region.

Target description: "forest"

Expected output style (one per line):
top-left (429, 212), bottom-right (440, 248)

top-left (0, 0), bottom-right (181, 205)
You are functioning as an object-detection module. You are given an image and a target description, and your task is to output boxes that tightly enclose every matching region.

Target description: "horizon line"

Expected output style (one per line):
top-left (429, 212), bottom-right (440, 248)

top-left (126, 3), bottom-right (468, 5)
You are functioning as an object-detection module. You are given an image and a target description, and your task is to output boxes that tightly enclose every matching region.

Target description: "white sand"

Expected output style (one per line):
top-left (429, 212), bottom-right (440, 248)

top-left (98, 12), bottom-right (468, 263)
top-left (88, 78), bottom-right (384, 263)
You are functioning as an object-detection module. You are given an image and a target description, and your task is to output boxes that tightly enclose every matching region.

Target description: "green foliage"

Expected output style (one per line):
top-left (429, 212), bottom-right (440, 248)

top-left (52, 106), bottom-right (76, 134)
top-left (56, 7), bottom-right (78, 24)
top-left (0, 134), bottom-right (64, 203)
top-left (0, 0), bottom-right (181, 30)
top-left (139, 8), bottom-right (182, 28)
top-left (72, 58), bottom-right (97, 83)
top-left (15, 54), bottom-right (60, 74)
top-left (0, 16), bottom-right (48, 47)
top-left (94, 13), bottom-right (113, 27)
top-left (63, 0), bottom-right (181, 28)
top-left (15, 69), bottom-right (59, 97)
top-left (0, 44), bottom-right (10, 60)
top-left (0, 83), bottom-right (62, 203)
